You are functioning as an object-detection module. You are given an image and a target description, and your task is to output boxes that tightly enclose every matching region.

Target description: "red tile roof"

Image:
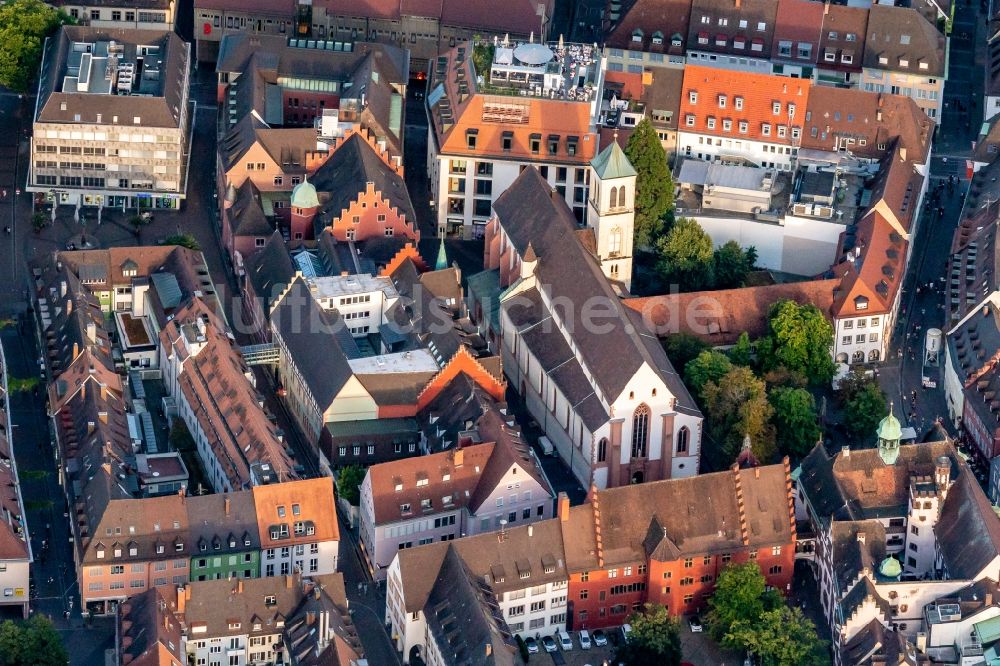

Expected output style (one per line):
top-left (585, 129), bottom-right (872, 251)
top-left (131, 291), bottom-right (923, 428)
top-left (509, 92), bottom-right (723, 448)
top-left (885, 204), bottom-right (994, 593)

top-left (771, 0), bottom-right (824, 62)
top-left (678, 64), bottom-right (809, 144)
top-left (832, 210), bottom-right (908, 317)
top-left (625, 278), bottom-right (840, 345)
top-left (252, 477), bottom-right (340, 548)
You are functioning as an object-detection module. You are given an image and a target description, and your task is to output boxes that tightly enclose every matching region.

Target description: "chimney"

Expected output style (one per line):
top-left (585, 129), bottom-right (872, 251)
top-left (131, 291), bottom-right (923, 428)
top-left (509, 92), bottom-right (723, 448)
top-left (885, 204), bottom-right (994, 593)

top-left (824, 0), bottom-right (830, 14)
top-left (486, 643), bottom-right (493, 657)
top-left (237, 579), bottom-right (244, 594)
top-left (177, 586), bottom-right (189, 614)
top-left (224, 496), bottom-right (231, 517)
top-left (60, 280), bottom-right (67, 297)
top-left (557, 492), bottom-right (570, 522)
top-left (987, 592), bottom-right (994, 606)
top-left (754, 466), bottom-right (760, 479)
top-left (72, 342), bottom-right (80, 361)
top-left (285, 574), bottom-right (293, 589)
top-left (857, 531), bottom-right (866, 545)
top-left (899, 147), bottom-right (907, 162)
top-left (735, 0), bottom-right (741, 7)
top-left (841, 446), bottom-right (850, 458)
top-left (453, 447), bottom-right (464, 467)
top-left (100, 383), bottom-right (108, 401)
top-left (66, 299), bottom-right (73, 315)
top-left (528, 525), bottom-right (533, 537)
top-left (86, 320), bottom-right (96, 343)
top-left (306, 611), bottom-right (317, 625)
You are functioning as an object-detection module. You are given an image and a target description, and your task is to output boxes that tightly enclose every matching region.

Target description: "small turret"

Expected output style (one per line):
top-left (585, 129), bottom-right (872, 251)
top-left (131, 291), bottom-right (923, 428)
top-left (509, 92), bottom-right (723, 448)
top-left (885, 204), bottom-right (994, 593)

top-left (877, 402), bottom-right (902, 466)
top-left (435, 235), bottom-right (448, 271)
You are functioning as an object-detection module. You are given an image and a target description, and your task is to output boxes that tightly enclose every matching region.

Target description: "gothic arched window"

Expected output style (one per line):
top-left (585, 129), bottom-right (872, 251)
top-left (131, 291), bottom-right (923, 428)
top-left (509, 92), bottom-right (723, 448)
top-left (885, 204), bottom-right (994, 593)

top-left (631, 404), bottom-right (650, 459)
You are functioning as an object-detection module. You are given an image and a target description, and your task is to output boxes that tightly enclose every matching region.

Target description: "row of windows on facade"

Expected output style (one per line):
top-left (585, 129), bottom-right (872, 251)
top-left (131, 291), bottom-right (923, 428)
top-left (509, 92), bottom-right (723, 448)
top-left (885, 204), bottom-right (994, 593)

top-left (575, 548), bottom-right (783, 582)
top-left (449, 160), bottom-right (589, 185)
top-left (684, 116), bottom-right (802, 140)
top-left (842, 332), bottom-right (881, 345)
top-left (507, 597), bottom-right (567, 616)
top-left (70, 9), bottom-right (166, 22)
top-left (466, 131), bottom-right (581, 157)
top-left (592, 407), bottom-right (692, 463)
top-left (338, 442), bottom-right (416, 457)
top-left (508, 613), bottom-right (567, 633)
top-left (203, 11), bottom-right (472, 44)
top-left (35, 176), bottom-right (171, 189)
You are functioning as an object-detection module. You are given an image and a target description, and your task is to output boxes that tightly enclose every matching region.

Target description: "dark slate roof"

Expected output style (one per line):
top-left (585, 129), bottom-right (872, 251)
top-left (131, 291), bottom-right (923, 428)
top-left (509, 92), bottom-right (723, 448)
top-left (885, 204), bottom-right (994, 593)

top-left (831, 520), bottom-right (887, 594)
top-left (270, 277), bottom-right (355, 409)
top-left (493, 167), bottom-right (699, 412)
top-left (936, 471), bottom-right (1000, 580)
top-left (417, 373), bottom-right (500, 453)
top-left (502, 288), bottom-right (608, 431)
top-left (840, 577), bottom-right (893, 626)
top-left (229, 179), bottom-right (273, 238)
top-left (468, 408), bottom-right (553, 513)
top-left (245, 231), bottom-right (296, 312)
top-left (423, 546), bottom-right (518, 666)
top-left (310, 133), bottom-right (416, 236)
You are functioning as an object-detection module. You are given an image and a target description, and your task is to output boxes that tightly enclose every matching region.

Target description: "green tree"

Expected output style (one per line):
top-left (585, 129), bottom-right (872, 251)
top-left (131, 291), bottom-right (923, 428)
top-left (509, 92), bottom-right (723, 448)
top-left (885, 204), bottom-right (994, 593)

top-left (703, 366), bottom-right (775, 465)
top-left (727, 606), bottom-right (830, 666)
top-left (0, 0), bottom-right (72, 92)
top-left (336, 464), bottom-right (366, 505)
top-left (0, 615), bottom-right (68, 666)
top-left (712, 241), bottom-right (757, 289)
top-left (163, 233), bottom-right (201, 251)
top-left (624, 118), bottom-right (673, 248)
top-left (706, 562), bottom-right (781, 647)
top-left (655, 217), bottom-right (714, 290)
top-left (662, 333), bottom-right (709, 372)
top-left (684, 350), bottom-right (732, 402)
top-left (728, 332), bottom-right (754, 367)
top-left (843, 379), bottom-right (887, 440)
top-left (614, 603), bottom-right (682, 666)
top-left (5, 377), bottom-right (39, 393)
top-left (759, 300), bottom-right (836, 384)
top-left (770, 387), bottom-right (821, 458)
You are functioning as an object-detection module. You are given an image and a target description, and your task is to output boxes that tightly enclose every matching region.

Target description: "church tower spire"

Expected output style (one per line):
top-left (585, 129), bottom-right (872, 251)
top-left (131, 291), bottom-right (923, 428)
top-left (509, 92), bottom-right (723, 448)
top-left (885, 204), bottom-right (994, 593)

top-left (587, 139), bottom-right (637, 291)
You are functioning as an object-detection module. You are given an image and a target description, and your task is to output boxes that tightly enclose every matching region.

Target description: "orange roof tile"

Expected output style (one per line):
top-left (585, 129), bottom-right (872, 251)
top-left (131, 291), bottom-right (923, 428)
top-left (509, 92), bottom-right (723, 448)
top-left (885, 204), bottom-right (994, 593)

top-left (832, 210), bottom-right (908, 317)
top-left (252, 477), bottom-right (339, 548)
top-left (678, 65), bottom-right (809, 145)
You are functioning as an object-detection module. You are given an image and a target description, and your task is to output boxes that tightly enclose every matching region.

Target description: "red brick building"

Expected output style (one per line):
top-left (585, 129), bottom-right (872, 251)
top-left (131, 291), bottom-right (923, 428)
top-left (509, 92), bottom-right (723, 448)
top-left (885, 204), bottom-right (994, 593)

top-left (561, 460), bottom-right (796, 630)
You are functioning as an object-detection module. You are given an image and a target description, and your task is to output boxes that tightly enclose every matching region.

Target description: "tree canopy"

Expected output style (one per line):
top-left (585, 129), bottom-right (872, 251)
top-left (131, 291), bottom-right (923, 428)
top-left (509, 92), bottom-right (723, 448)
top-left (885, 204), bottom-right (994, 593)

top-left (728, 332), bottom-right (754, 368)
top-left (770, 386), bottom-right (822, 459)
top-left (662, 333), bottom-right (710, 372)
top-left (727, 606), bottom-right (830, 666)
top-left (613, 603), bottom-right (682, 666)
top-left (163, 234), bottom-right (201, 251)
top-left (624, 119), bottom-right (673, 249)
top-left (703, 366), bottom-right (775, 466)
top-left (336, 464), bottom-right (365, 505)
top-left (684, 350), bottom-right (733, 402)
top-left (708, 563), bottom-right (829, 666)
top-left (0, 0), bottom-right (73, 92)
top-left (655, 217), bottom-right (714, 290)
top-left (713, 240), bottom-right (758, 289)
top-left (0, 616), bottom-right (68, 666)
top-left (842, 375), bottom-right (887, 440)
top-left (706, 562), bottom-right (782, 646)
top-left (758, 300), bottom-right (836, 384)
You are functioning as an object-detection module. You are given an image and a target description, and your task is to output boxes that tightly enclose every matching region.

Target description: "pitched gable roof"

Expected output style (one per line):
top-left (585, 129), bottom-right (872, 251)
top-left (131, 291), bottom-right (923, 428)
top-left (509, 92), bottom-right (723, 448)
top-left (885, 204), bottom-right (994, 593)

top-left (493, 167), bottom-right (698, 409)
top-left (864, 5), bottom-right (945, 77)
top-left (936, 471), bottom-right (1000, 580)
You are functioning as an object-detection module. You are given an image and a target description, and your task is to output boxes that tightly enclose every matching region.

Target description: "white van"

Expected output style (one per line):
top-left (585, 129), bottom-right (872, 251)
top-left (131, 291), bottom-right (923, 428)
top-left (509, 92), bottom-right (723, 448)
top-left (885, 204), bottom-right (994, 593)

top-left (538, 436), bottom-right (554, 456)
top-left (557, 630), bottom-right (573, 651)
top-left (620, 623), bottom-right (633, 643)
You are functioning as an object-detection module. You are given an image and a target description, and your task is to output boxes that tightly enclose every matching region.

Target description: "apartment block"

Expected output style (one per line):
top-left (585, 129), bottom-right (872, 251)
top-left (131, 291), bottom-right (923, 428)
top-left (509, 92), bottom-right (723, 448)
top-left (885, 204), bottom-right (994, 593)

top-left (29, 27), bottom-right (191, 209)
top-left (427, 40), bottom-right (604, 237)
top-left (359, 406), bottom-right (554, 579)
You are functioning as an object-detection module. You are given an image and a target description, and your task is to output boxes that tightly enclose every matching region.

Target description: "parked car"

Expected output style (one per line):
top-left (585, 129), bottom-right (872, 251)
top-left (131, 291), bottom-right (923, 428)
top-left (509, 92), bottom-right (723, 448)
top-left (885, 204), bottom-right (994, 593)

top-left (524, 637), bottom-right (539, 654)
top-left (688, 615), bottom-right (703, 633)
top-left (579, 629), bottom-right (592, 649)
top-left (557, 630), bottom-right (573, 651)
top-left (620, 623), bottom-right (633, 643)
top-left (592, 629), bottom-right (608, 646)
top-left (542, 635), bottom-right (558, 653)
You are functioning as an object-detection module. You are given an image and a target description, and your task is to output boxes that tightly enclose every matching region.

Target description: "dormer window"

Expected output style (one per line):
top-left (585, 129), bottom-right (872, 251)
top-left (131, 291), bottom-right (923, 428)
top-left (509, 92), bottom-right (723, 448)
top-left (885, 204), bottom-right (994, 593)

top-left (466, 129), bottom-right (478, 149)
top-left (899, 58), bottom-right (909, 68)
top-left (787, 103), bottom-right (796, 118)
top-left (689, 91), bottom-right (698, 104)
top-left (277, 506), bottom-right (286, 518)
top-left (631, 29), bottom-right (643, 43)
top-left (421, 498), bottom-right (432, 510)
top-left (919, 62), bottom-right (928, 70)
top-left (129, 546), bottom-right (137, 557)
top-left (685, 114), bottom-right (696, 127)
top-left (722, 119), bottom-right (733, 131)
top-left (400, 503), bottom-right (412, 514)
top-left (761, 124), bottom-right (771, 137)
top-left (706, 117), bottom-right (716, 130)
top-left (96, 548), bottom-right (105, 559)
top-left (652, 31), bottom-right (663, 45)
top-left (734, 96), bottom-right (744, 110)
top-left (717, 94), bottom-right (726, 108)
top-left (671, 34), bottom-right (683, 47)
top-left (772, 102), bottom-right (781, 115)
top-left (879, 55), bottom-right (889, 65)
top-left (777, 126), bottom-right (787, 138)
top-left (114, 547), bottom-right (122, 558)
top-left (739, 120), bottom-right (748, 133)
top-left (292, 504), bottom-right (301, 516)
top-left (855, 296), bottom-right (869, 311)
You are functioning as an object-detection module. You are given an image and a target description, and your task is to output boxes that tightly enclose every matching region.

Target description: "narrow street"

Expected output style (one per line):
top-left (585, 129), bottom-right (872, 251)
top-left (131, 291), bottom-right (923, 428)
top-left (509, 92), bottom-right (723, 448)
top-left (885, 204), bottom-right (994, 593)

top-left (876, 0), bottom-right (986, 439)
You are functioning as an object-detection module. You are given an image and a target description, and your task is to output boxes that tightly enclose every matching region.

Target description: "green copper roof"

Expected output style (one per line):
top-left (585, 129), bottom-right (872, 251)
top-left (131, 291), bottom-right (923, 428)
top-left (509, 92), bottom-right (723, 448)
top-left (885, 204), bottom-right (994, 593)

top-left (878, 556), bottom-right (901, 580)
top-left (590, 141), bottom-right (636, 180)
top-left (435, 237), bottom-right (448, 271)
top-left (290, 177), bottom-right (319, 209)
top-left (877, 407), bottom-right (903, 442)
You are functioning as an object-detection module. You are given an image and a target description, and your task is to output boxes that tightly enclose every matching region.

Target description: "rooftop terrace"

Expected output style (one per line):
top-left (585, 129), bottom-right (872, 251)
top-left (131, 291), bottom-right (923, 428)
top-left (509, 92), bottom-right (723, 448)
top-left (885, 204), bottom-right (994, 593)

top-left (62, 38), bottom-right (166, 97)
